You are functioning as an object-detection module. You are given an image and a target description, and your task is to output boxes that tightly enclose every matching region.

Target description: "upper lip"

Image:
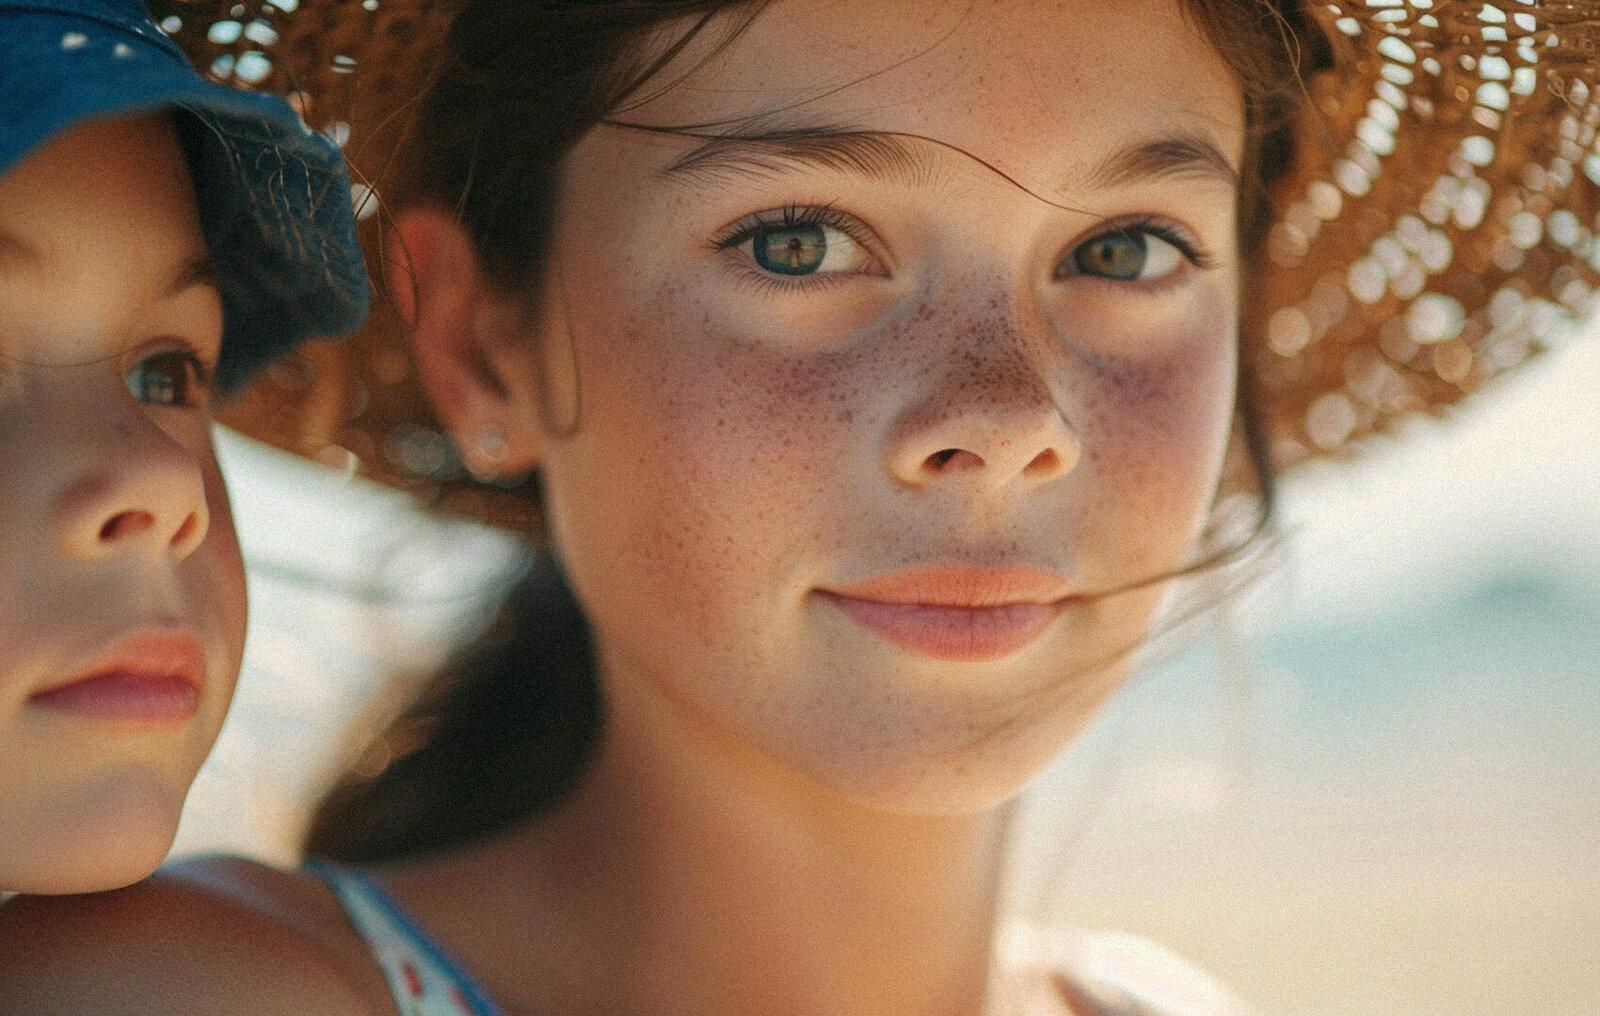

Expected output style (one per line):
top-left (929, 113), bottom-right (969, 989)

top-left (820, 566), bottom-right (1074, 608)
top-left (30, 629), bottom-right (208, 700)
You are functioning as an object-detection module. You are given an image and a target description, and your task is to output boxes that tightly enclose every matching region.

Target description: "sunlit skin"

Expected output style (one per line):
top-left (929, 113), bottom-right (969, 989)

top-left (0, 116), bottom-right (246, 895)
top-left (391, 0), bottom-right (1243, 1011)
top-left (0, 2), bottom-right (1244, 1013)
top-left (430, 0), bottom-right (1242, 814)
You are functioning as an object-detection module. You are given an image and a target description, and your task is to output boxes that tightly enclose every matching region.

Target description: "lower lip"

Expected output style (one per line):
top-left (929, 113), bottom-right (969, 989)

top-left (820, 592), bottom-right (1063, 662)
top-left (29, 672), bottom-right (199, 723)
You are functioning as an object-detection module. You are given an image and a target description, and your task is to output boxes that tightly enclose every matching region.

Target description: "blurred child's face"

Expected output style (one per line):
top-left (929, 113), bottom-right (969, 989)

top-left (520, 0), bottom-right (1242, 810)
top-left (0, 115), bottom-right (246, 893)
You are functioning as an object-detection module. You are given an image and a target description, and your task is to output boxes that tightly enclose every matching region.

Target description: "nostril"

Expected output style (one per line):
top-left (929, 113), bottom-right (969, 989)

top-left (171, 513), bottom-right (199, 549)
top-left (925, 448), bottom-right (988, 473)
top-left (1026, 448), bottom-right (1062, 475)
top-left (99, 510), bottom-right (155, 542)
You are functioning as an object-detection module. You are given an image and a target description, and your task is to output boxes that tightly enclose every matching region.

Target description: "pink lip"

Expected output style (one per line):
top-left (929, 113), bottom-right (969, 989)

top-left (819, 567), bottom-right (1072, 662)
top-left (29, 630), bottom-right (206, 724)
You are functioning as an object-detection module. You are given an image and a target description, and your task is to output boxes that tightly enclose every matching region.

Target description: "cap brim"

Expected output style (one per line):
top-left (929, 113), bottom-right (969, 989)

top-left (0, 9), bottom-right (369, 389)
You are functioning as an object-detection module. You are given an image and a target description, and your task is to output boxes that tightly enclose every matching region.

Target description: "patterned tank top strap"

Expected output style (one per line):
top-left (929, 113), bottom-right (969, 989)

top-left (304, 859), bottom-right (507, 1016)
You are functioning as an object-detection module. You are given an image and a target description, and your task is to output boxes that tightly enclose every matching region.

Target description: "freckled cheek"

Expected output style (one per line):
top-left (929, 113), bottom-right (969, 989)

top-left (561, 296), bottom-right (865, 628)
top-left (1073, 325), bottom-right (1237, 570)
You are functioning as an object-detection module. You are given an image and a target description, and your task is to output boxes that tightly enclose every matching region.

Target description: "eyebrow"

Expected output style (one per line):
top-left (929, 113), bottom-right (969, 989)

top-left (1081, 132), bottom-right (1240, 192)
top-left (657, 126), bottom-right (934, 185)
top-left (0, 228), bottom-right (216, 297)
top-left (168, 254), bottom-right (220, 297)
top-left (649, 123), bottom-right (1239, 196)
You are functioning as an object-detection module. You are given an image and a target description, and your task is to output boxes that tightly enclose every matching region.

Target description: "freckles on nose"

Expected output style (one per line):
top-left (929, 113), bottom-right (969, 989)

top-left (885, 312), bottom-right (1079, 489)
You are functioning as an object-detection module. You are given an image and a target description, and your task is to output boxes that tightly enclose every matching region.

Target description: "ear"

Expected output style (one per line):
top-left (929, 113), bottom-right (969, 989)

top-left (387, 207), bottom-right (544, 478)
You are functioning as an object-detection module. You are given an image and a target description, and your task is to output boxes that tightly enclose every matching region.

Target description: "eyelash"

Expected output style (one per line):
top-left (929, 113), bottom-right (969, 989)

top-left (125, 348), bottom-right (214, 409)
top-left (712, 204), bottom-right (868, 250)
top-left (1062, 216), bottom-right (1215, 278)
top-left (709, 206), bottom-right (1215, 291)
top-left (710, 204), bottom-right (881, 290)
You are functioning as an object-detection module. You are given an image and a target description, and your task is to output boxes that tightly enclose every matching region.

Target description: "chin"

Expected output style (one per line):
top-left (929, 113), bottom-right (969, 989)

top-left (808, 706), bottom-right (1111, 820)
top-left (0, 773), bottom-right (184, 895)
top-left (796, 651), bottom-right (1142, 819)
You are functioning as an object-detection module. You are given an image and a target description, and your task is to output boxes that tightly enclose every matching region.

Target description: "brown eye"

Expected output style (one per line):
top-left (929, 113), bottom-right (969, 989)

top-left (125, 351), bottom-right (211, 407)
top-left (1065, 228), bottom-right (1184, 281)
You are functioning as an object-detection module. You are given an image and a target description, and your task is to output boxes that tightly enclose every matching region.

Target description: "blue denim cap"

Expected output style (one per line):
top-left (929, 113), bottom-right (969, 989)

top-left (0, 0), bottom-right (370, 391)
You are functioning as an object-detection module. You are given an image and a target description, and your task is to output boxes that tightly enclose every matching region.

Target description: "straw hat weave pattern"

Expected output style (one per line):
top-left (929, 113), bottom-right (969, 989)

top-left (152, 0), bottom-right (1600, 525)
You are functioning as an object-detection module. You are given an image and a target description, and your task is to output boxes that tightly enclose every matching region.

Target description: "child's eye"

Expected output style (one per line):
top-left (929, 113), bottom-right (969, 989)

top-left (747, 222), bottom-right (866, 276)
top-left (1058, 222), bottom-right (1207, 282)
top-left (714, 207), bottom-right (880, 281)
top-left (125, 350), bottom-right (212, 408)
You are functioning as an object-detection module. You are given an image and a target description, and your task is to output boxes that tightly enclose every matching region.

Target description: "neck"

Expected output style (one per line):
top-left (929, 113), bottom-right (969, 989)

top-left (473, 674), bottom-right (1013, 1016)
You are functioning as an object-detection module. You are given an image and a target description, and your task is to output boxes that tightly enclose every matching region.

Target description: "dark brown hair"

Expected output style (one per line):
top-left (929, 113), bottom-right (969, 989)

top-left (306, 0), bottom-right (1327, 863)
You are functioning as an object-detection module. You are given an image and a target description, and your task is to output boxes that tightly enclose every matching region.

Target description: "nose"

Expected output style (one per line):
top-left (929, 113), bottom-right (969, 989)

top-left (52, 405), bottom-right (210, 563)
top-left (886, 316), bottom-right (1080, 491)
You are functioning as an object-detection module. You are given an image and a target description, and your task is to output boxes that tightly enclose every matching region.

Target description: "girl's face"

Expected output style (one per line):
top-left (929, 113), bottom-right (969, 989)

top-left (520, 0), bottom-right (1244, 811)
top-left (0, 116), bottom-right (246, 892)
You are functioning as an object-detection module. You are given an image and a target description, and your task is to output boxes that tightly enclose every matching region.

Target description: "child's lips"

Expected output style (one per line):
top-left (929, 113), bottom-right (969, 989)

top-left (28, 630), bottom-right (207, 724)
top-left (818, 566), bottom-right (1074, 662)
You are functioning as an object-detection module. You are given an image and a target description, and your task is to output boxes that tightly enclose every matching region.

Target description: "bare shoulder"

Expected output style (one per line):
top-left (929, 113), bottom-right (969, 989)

top-left (0, 856), bottom-right (382, 1016)
top-left (994, 923), bottom-right (1257, 1016)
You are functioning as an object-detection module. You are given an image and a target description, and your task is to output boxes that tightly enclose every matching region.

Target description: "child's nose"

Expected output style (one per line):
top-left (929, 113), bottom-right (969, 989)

top-left (891, 408), bottom-right (1077, 490)
top-left (53, 411), bottom-right (210, 564)
top-left (886, 307), bottom-right (1080, 492)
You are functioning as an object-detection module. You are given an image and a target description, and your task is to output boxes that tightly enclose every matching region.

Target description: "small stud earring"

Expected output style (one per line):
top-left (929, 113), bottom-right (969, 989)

top-left (467, 424), bottom-right (509, 480)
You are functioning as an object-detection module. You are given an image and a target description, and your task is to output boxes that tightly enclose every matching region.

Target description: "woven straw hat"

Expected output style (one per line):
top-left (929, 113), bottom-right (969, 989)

top-left (154, 0), bottom-right (1600, 529)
